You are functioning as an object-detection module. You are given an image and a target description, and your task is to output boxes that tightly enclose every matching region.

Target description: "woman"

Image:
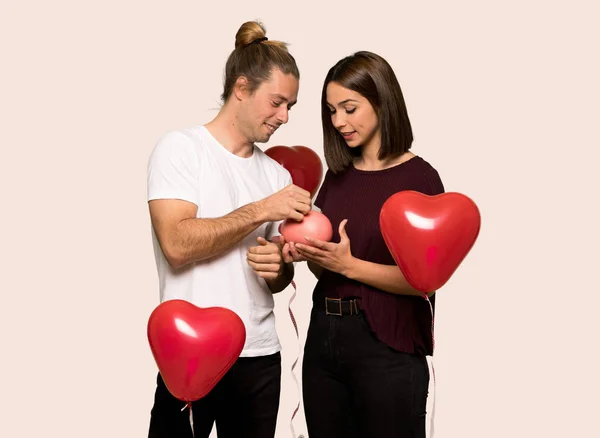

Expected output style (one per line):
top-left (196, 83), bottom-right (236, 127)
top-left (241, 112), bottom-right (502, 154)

top-left (282, 51), bottom-right (445, 438)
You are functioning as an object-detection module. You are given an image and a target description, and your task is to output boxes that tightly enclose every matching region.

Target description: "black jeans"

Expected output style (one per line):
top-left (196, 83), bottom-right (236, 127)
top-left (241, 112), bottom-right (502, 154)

top-left (302, 305), bottom-right (430, 438)
top-left (148, 352), bottom-right (281, 438)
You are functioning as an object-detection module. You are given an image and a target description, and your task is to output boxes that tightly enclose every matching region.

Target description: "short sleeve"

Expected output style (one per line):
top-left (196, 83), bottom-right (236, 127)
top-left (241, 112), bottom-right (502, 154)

top-left (147, 130), bottom-right (200, 206)
top-left (313, 169), bottom-right (332, 211)
top-left (421, 166), bottom-right (445, 196)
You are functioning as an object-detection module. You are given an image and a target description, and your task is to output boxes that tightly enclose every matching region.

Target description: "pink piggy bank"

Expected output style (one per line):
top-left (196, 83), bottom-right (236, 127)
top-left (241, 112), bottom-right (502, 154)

top-left (279, 210), bottom-right (333, 246)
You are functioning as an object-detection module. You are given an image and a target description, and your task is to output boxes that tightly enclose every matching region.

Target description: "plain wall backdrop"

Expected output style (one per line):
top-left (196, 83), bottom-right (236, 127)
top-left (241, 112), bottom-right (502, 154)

top-left (1, 1), bottom-right (599, 437)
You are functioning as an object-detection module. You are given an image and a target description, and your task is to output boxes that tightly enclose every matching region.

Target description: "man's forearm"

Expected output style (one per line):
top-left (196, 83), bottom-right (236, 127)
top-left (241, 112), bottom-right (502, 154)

top-left (265, 262), bottom-right (294, 293)
top-left (168, 202), bottom-right (265, 268)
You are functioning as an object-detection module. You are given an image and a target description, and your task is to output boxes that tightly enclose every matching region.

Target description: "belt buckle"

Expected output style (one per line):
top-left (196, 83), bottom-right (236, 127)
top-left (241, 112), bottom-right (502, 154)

top-left (325, 297), bottom-right (342, 316)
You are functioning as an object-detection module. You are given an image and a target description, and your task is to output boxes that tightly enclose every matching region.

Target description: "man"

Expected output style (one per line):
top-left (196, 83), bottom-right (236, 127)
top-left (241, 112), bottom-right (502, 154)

top-left (146, 20), bottom-right (311, 438)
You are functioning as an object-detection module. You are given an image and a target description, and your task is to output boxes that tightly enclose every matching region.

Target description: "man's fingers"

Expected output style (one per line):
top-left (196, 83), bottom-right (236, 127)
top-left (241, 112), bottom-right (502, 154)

top-left (288, 210), bottom-right (305, 222)
top-left (295, 202), bottom-right (312, 215)
top-left (247, 252), bottom-right (281, 264)
top-left (294, 194), bottom-right (312, 206)
top-left (286, 185), bottom-right (312, 204)
top-left (256, 271), bottom-right (279, 280)
top-left (291, 185), bottom-right (311, 199)
top-left (282, 243), bottom-right (294, 264)
top-left (247, 259), bottom-right (281, 272)
top-left (248, 243), bottom-right (279, 255)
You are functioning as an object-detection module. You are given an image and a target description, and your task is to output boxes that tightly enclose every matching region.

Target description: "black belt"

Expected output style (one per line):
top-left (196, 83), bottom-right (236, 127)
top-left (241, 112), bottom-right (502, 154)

top-left (315, 297), bottom-right (361, 316)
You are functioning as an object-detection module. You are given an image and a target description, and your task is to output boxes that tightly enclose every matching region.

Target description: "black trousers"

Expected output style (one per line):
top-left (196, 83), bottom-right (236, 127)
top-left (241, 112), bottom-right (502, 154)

top-left (302, 304), bottom-right (430, 438)
top-left (148, 352), bottom-right (281, 438)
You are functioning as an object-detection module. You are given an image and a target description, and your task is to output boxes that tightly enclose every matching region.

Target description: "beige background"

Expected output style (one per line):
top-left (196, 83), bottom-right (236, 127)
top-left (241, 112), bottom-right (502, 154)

top-left (1, 1), bottom-right (599, 437)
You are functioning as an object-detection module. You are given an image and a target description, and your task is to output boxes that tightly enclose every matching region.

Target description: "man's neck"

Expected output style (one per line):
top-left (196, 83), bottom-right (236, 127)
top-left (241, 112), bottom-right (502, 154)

top-left (205, 104), bottom-right (254, 158)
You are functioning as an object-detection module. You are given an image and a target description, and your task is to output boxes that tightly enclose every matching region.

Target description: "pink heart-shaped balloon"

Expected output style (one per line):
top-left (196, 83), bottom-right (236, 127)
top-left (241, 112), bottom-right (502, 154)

top-left (147, 299), bottom-right (246, 402)
top-left (379, 191), bottom-right (481, 293)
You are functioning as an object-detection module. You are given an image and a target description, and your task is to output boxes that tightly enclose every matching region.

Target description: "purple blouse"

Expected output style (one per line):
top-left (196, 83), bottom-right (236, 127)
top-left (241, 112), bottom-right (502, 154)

top-left (313, 156), bottom-right (445, 355)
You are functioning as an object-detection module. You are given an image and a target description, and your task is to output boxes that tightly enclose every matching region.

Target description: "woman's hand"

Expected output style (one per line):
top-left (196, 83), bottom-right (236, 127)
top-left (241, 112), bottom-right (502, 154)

top-left (294, 219), bottom-right (356, 277)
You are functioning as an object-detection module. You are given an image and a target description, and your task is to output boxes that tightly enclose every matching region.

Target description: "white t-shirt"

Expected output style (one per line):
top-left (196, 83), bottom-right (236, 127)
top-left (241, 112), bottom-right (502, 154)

top-left (147, 125), bottom-right (292, 357)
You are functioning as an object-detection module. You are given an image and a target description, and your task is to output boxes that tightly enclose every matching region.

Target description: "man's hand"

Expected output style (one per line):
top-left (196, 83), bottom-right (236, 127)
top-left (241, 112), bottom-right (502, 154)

top-left (246, 236), bottom-right (285, 280)
top-left (257, 184), bottom-right (312, 223)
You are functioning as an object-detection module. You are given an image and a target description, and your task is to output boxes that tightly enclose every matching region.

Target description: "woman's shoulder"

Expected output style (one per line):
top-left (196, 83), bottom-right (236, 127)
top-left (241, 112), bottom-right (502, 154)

top-left (408, 155), bottom-right (445, 194)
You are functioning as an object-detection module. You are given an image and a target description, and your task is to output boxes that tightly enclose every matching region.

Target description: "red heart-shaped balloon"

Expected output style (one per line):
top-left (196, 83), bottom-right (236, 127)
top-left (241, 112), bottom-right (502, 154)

top-left (379, 191), bottom-right (481, 293)
top-left (147, 299), bottom-right (246, 402)
top-left (264, 145), bottom-right (323, 197)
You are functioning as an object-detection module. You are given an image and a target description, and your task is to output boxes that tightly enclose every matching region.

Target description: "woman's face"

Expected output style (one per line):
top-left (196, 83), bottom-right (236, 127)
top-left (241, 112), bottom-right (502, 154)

top-left (325, 81), bottom-right (379, 151)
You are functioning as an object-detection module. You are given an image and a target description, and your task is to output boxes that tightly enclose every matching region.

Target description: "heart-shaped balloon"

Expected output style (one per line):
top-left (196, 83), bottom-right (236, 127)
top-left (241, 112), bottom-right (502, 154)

top-left (264, 145), bottom-right (323, 197)
top-left (379, 191), bottom-right (481, 293)
top-left (147, 299), bottom-right (246, 402)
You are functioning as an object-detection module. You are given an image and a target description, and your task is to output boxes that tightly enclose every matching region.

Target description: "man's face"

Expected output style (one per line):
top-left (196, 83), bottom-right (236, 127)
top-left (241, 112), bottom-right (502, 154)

top-left (239, 68), bottom-right (299, 144)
